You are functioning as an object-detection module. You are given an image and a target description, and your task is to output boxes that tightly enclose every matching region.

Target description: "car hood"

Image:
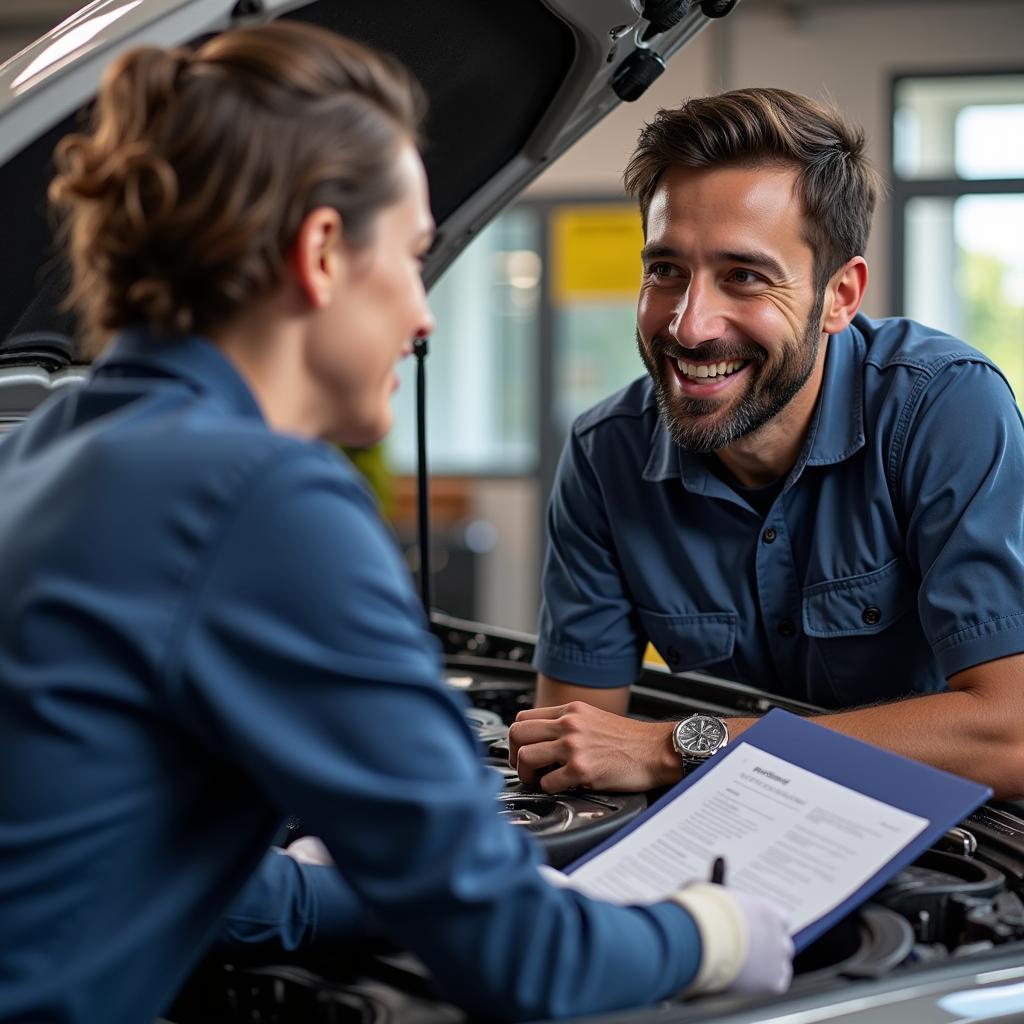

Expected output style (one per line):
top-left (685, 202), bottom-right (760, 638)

top-left (0, 0), bottom-right (726, 347)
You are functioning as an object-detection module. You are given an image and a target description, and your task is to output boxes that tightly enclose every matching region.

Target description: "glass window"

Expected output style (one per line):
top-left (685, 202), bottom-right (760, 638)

top-left (387, 209), bottom-right (541, 474)
top-left (893, 74), bottom-right (1024, 180)
top-left (549, 203), bottom-right (645, 441)
top-left (894, 73), bottom-right (1024, 405)
top-left (904, 194), bottom-right (1024, 398)
top-left (554, 303), bottom-right (642, 440)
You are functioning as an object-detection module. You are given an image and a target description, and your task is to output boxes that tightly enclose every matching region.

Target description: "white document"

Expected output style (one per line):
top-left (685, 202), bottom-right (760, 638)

top-left (556, 745), bottom-right (928, 934)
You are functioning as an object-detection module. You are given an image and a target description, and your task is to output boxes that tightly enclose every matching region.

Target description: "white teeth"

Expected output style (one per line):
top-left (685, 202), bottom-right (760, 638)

top-left (674, 358), bottom-right (745, 380)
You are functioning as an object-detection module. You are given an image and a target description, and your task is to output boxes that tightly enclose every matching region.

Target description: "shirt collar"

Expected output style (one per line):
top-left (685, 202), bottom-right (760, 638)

top-left (801, 316), bottom-right (866, 468)
top-left (642, 316), bottom-right (867, 486)
top-left (93, 326), bottom-right (266, 424)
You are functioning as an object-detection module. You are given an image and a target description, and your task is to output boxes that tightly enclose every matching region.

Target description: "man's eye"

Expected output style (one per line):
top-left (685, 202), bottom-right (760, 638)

top-left (729, 269), bottom-right (761, 285)
top-left (647, 262), bottom-right (676, 278)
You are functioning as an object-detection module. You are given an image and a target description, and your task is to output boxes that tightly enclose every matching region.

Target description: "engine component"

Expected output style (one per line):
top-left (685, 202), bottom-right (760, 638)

top-left (966, 805), bottom-right (1024, 893)
top-left (875, 850), bottom-right (1010, 946)
top-left (463, 706), bottom-right (507, 744)
top-left (445, 670), bottom-right (533, 722)
top-left (792, 906), bottom-right (915, 982)
top-left (497, 786), bottom-right (647, 868)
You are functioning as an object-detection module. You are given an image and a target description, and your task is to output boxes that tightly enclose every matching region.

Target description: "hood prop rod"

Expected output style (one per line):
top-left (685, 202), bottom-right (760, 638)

top-left (413, 336), bottom-right (432, 614)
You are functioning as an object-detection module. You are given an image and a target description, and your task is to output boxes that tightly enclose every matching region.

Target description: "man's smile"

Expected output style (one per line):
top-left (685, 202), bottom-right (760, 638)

top-left (664, 353), bottom-right (752, 398)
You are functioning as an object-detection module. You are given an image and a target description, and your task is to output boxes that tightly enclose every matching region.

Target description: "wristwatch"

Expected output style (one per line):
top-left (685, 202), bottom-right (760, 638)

top-left (672, 713), bottom-right (729, 772)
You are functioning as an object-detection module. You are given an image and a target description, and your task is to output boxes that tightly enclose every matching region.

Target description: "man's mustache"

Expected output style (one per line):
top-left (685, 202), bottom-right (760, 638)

top-left (647, 333), bottom-right (766, 368)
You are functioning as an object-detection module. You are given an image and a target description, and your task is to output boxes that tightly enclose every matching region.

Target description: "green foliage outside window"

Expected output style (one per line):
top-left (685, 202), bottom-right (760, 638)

top-left (959, 249), bottom-right (1024, 406)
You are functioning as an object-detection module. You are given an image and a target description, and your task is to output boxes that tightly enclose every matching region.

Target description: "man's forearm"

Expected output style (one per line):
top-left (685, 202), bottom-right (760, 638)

top-left (728, 658), bottom-right (1024, 799)
top-left (534, 673), bottom-right (631, 714)
top-left (521, 657), bottom-right (1024, 798)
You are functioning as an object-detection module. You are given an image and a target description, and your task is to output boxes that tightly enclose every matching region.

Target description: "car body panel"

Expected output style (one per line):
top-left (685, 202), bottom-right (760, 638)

top-left (0, 0), bottom-right (712, 342)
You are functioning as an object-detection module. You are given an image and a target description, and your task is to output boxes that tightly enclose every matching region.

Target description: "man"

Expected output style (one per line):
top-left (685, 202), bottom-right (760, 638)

top-left (510, 88), bottom-right (1024, 799)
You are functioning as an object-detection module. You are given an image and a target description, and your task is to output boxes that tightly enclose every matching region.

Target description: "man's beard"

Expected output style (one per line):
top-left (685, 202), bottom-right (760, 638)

top-left (637, 291), bottom-right (825, 454)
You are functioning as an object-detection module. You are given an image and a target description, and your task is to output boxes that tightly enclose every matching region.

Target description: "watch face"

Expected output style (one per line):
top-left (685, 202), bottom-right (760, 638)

top-left (676, 716), bottom-right (727, 756)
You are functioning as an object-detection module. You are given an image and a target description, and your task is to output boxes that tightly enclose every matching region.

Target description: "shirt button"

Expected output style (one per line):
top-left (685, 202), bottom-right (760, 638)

top-left (762, 527), bottom-right (777, 544)
top-left (777, 619), bottom-right (796, 638)
top-left (666, 647), bottom-right (681, 665)
top-left (862, 606), bottom-right (882, 626)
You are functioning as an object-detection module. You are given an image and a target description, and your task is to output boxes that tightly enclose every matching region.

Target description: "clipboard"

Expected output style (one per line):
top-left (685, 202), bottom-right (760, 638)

top-left (564, 708), bottom-right (992, 951)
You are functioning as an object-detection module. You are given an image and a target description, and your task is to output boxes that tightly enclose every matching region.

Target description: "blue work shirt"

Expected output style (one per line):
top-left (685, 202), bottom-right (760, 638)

top-left (0, 328), bottom-right (701, 1024)
top-left (536, 314), bottom-right (1024, 708)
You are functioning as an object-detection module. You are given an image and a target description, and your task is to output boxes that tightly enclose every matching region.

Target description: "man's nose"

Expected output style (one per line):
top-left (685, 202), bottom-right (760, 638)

top-left (668, 279), bottom-right (726, 350)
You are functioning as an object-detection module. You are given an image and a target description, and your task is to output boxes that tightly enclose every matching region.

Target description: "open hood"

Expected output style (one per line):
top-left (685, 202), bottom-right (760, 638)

top-left (0, 0), bottom-right (731, 349)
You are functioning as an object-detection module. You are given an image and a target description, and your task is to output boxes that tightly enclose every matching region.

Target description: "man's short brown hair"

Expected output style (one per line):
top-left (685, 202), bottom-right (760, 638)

top-left (623, 88), bottom-right (884, 290)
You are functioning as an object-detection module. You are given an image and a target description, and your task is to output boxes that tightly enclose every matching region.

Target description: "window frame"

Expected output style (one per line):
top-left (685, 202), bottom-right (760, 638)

top-left (889, 66), bottom-right (1024, 316)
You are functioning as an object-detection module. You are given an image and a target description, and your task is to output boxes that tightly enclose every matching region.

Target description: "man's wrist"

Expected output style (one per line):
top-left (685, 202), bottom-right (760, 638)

top-left (652, 716), bottom-right (759, 789)
top-left (654, 721), bottom-right (686, 786)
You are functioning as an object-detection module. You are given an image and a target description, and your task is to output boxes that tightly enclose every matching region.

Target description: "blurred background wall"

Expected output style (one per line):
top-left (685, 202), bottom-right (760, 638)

top-left (4, 0), bottom-right (1022, 634)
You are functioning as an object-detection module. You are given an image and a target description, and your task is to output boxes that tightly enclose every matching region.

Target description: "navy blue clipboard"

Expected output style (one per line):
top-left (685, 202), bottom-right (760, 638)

top-left (563, 708), bottom-right (992, 952)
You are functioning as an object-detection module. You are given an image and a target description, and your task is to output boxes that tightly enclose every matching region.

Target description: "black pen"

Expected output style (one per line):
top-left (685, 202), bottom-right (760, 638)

top-left (709, 856), bottom-right (726, 885)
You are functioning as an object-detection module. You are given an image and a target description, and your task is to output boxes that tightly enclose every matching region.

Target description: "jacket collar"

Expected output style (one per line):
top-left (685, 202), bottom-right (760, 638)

top-left (93, 326), bottom-right (266, 424)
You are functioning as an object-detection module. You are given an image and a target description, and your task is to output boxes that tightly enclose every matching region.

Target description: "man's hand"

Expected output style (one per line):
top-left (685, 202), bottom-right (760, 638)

top-left (508, 702), bottom-right (681, 792)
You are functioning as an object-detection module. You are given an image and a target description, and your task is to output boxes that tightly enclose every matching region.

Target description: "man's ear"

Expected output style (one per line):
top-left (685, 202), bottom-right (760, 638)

top-left (290, 207), bottom-right (345, 310)
top-left (822, 256), bottom-right (868, 334)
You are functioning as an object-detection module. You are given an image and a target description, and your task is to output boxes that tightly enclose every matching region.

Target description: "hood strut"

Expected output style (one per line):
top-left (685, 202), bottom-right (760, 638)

top-left (413, 336), bottom-right (432, 614)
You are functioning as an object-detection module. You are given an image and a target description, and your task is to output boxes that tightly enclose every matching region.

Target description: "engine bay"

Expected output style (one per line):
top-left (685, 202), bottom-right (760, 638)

top-left (167, 630), bottom-right (1024, 1024)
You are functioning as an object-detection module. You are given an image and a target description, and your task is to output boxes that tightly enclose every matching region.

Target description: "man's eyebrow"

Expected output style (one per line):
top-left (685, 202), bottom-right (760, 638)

top-left (718, 250), bottom-right (787, 280)
top-left (640, 244), bottom-right (678, 264)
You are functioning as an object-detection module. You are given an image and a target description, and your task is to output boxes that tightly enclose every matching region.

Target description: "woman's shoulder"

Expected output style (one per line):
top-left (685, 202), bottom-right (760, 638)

top-left (223, 436), bottom-right (384, 535)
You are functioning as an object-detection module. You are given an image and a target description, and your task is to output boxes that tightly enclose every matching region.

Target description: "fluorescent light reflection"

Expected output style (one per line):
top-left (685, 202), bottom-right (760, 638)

top-left (12, 1), bottom-right (144, 91)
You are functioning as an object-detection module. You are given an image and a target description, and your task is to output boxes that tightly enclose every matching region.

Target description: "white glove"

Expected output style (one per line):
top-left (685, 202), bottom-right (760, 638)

top-left (671, 883), bottom-right (793, 996)
top-left (727, 888), bottom-right (794, 994)
top-left (284, 835), bottom-right (334, 866)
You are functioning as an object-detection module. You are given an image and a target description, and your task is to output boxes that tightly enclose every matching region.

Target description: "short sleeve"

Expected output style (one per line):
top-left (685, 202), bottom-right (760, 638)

top-left (898, 359), bottom-right (1024, 676)
top-left (535, 427), bottom-right (647, 687)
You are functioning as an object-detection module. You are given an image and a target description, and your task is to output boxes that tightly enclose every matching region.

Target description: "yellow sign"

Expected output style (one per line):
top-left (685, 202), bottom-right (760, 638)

top-left (551, 205), bottom-right (644, 304)
top-left (643, 642), bottom-right (667, 669)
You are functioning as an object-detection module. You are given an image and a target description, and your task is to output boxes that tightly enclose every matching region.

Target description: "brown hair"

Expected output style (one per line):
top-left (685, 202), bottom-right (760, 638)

top-left (49, 20), bottom-right (425, 355)
top-left (623, 88), bottom-right (884, 291)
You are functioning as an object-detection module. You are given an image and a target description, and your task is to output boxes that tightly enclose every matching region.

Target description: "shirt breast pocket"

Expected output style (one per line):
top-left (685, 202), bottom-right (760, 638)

top-left (802, 557), bottom-right (929, 704)
top-left (636, 608), bottom-right (736, 673)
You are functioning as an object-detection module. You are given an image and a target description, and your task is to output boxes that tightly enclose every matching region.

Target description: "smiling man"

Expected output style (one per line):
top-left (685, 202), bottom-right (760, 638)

top-left (511, 88), bottom-right (1024, 799)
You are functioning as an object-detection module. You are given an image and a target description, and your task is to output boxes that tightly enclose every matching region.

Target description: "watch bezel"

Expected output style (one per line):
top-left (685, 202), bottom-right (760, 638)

top-left (672, 714), bottom-right (729, 764)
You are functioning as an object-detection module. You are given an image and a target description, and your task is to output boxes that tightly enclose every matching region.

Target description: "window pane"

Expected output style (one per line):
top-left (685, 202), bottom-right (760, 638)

top-left (555, 302), bottom-right (643, 440)
top-left (903, 194), bottom-right (1024, 403)
top-left (388, 210), bottom-right (540, 473)
top-left (549, 203), bottom-right (645, 441)
top-left (893, 75), bottom-right (1024, 180)
top-left (957, 105), bottom-right (1024, 179)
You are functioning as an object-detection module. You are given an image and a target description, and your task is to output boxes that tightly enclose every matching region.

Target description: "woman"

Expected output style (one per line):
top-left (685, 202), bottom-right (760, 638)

top-left (0, 21), bottom-right (790, 1024)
